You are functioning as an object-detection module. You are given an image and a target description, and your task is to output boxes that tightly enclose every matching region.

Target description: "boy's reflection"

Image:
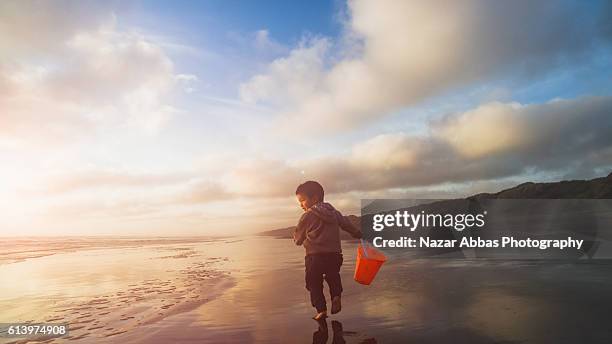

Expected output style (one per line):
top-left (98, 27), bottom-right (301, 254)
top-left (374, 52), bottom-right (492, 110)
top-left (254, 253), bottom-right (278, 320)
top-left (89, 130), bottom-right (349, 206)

top-left (312, 320), bottom-right (376, 344)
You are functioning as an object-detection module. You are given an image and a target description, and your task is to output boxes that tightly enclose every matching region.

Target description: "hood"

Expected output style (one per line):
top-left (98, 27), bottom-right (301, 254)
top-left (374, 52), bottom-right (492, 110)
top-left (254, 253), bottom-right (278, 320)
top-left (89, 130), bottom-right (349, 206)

top-left (309, 202), bottom-right (339, 223)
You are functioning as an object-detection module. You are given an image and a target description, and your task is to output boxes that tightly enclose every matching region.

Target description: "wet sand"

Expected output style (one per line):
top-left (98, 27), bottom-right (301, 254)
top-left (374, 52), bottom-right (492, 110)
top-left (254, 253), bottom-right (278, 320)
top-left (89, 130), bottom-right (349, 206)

top-left (2, 236), bottom-right (612, 343)
top-left (123, 237), bottom-right (612, 344)
top-left (0, 237), bottom-right (234, 344)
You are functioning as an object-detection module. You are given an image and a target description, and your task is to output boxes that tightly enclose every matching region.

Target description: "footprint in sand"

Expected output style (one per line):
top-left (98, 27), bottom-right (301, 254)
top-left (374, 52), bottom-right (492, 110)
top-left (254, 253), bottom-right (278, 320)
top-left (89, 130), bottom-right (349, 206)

top-left (74, 318), bottom-right (95, 324)
top-left (104, 330), bottom-right (128, 337)
top-left (70, 333), bottom-right (90, 340)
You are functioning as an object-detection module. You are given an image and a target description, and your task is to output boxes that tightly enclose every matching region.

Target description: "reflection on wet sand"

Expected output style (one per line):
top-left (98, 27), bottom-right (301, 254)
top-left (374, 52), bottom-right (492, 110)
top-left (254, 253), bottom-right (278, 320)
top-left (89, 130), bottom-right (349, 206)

top-left (312, 320), bottom-right (377, 344)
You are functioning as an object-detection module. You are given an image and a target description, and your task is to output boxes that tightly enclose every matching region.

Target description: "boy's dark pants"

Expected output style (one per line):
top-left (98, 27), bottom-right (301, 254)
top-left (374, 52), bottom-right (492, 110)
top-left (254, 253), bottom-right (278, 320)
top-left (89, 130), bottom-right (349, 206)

top-left (305, 252), bottom-right (343, 312)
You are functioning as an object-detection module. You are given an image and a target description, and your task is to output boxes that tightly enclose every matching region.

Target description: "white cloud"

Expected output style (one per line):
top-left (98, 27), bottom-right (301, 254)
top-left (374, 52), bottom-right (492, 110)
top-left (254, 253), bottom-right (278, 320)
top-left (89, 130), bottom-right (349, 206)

top-left (0, 3), bottom-right (184, 147)
top-left (241, 0), bottom-right (612, 134)
top-left (239, 37), bottom-right (330, 107)
top-left (175, 74), bottom-right (198, 93)
top-left (252, 29), bottom-right (287, 55)
top-left (225, 159), bottom-right (304, 198)
top-left (435, 102), bottom-right (530, 159)
top-left (351, 133), bottom-right (419, 170)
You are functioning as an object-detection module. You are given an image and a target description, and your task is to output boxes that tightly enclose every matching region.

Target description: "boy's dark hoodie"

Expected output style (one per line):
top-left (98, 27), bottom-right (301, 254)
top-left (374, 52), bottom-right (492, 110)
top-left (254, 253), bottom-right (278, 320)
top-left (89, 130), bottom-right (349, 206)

top-left (293, 202), bottom-right (362, 255)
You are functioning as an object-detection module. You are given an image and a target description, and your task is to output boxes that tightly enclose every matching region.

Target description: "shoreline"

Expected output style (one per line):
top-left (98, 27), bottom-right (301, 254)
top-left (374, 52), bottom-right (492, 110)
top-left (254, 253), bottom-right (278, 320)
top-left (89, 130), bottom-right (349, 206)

top-left (0, 237), bottom-right (225, 266)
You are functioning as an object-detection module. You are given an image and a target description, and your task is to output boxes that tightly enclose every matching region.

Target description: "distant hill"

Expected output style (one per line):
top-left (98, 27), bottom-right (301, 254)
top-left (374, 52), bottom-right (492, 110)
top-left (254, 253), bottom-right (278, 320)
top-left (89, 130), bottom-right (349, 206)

top-left (471, 172), bottom-right (612, 199)
top-left (258, 172), bottom-right (612, 239)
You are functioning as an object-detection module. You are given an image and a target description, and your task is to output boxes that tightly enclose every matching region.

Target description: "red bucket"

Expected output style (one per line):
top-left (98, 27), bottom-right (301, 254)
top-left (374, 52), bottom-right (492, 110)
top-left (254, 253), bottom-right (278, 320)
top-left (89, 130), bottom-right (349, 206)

top-left (354, 240), bottom-right (387, 285)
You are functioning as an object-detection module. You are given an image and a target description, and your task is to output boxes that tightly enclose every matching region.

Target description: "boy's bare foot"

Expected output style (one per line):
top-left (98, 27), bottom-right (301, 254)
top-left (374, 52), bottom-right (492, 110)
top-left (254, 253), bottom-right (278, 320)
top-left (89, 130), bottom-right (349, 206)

top-left (312, 310), bottom-right (328, 320)
top-left (331, 296), bottom-right (342, 314)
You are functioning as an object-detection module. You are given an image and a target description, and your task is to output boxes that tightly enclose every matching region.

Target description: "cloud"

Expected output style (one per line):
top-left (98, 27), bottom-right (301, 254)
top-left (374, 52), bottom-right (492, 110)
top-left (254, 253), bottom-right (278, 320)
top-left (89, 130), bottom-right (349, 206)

top-left (37, 170), bottom-right (193, 194)
top-left (435, 102), bottom-right (530, 159)
top-left (175, 179), bottom-right (233, 204)
top-left (350, 133), bottom-right (420, 170)
top-left (241, 0), bottom-right (612, 133)
top-left (225, 159), bottom-right (305, 198)
top-left (435, 96), bottom-right (612, 167)
top-left (43, 198), bottom-right (168, 221)
top-left (0, 1), bottom-right (110, 56)
top-left (22, 171), bottom-right (233, 231)
top-left (175, 74), bottom-right (199, 93)
top-left (239, 37), bottom-right (330, 107)
top-left (252, 29), bottom-right (288, 55)
top-left (0, 2), bottom-right (184, 148)
top-left (224, 95), bottom-right (612, 195)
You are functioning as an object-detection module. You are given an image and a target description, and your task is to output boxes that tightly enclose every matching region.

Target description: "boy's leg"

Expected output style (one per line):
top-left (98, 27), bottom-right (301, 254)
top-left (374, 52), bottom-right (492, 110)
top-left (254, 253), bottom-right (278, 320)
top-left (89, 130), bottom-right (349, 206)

top-left (323, 253), bottom-right (343, 299)
top-left (305, 255), bottom-right (327, 312)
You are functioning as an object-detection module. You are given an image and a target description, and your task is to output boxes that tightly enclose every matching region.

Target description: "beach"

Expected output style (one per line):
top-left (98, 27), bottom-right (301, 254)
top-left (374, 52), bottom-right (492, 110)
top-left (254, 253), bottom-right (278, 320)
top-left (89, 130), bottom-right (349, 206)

top-left (2, 236), bottom-right (612, 343)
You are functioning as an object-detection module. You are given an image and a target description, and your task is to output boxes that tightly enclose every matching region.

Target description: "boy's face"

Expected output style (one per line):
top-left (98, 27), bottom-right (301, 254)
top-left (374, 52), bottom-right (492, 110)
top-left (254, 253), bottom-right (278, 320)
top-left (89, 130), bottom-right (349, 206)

top-left (296, 193), bottom-right (318, 211)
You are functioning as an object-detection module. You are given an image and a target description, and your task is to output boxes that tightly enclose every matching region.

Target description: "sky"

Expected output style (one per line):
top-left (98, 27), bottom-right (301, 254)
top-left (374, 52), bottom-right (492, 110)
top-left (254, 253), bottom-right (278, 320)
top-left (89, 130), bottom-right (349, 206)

top-left (1, 0), bottom-right (612, 236)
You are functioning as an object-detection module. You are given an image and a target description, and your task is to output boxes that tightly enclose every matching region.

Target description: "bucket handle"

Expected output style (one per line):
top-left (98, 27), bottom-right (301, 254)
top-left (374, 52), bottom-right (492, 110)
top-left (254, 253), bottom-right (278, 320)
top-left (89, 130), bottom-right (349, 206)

top-left (360, 239), bottom-right (369, 259)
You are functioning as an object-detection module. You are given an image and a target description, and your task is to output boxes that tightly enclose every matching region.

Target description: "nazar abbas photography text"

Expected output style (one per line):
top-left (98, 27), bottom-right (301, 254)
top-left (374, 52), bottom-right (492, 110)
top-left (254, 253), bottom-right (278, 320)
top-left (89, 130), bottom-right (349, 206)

top-left (369, 210), bottom-right (584, 251)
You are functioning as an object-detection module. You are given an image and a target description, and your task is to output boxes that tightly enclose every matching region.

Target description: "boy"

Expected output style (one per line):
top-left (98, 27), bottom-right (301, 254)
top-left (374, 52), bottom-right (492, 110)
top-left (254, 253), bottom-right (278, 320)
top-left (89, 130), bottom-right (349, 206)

top-left (293, 181), bottom-right (362, 320)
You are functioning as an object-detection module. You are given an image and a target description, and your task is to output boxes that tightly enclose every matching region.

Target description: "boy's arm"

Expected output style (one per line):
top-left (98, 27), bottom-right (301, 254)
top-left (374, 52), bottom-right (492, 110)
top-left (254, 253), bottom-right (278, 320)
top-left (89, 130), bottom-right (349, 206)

top-left (337, 213), bottom-right (363, 239)
top-left (293, 212), bottom-right (312, 246)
